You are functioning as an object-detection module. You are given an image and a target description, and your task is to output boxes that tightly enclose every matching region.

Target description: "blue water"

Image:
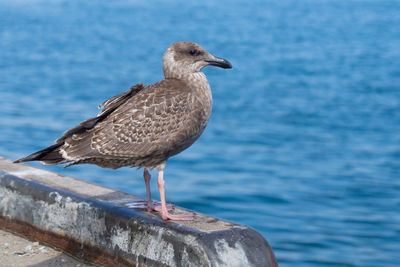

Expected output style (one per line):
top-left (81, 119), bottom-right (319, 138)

top-left (1, 0), bottom-right (400, 265)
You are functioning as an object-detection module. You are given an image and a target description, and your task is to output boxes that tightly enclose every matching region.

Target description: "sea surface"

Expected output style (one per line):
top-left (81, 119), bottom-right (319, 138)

top-left (1, 0), bottom-right (399, 266)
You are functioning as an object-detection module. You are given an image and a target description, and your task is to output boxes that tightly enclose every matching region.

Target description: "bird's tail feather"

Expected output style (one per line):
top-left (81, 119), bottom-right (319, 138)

top-left (14, 143), bottom-right (66, 165)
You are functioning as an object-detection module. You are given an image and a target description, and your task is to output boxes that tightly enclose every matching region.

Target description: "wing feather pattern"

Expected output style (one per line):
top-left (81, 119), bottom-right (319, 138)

top-left (61, 79), bottom-right (207, 168)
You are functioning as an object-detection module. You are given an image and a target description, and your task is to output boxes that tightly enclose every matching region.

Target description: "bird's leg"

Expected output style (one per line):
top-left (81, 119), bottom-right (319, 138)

top-left (157, 168), bottom-right (194, 221)
top-left (143, 168), bottom-right (173, 212)
top-left (143, 169), bottom-right (153, 212)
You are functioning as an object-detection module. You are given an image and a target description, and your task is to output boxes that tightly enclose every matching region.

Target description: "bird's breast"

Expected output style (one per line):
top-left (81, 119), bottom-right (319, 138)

top-left (188, 72), bottom-right (213, 126)
top-left (162, 73), bottom-right (213, 157)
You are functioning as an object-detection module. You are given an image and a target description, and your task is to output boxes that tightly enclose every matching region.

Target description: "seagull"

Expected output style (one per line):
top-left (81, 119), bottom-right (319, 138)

top-left (14, 41), bottom-right (232, 221)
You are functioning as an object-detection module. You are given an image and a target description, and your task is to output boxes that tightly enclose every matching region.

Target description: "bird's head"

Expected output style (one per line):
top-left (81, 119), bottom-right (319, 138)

top-left (163, 41), bottom-right (232, 79)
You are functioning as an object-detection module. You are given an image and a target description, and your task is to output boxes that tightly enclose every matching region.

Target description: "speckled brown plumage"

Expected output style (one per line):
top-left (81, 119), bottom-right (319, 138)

top-left (15, 41), bottom-right (232, 220)
top-left (62, 78), bottom-right (211, 169)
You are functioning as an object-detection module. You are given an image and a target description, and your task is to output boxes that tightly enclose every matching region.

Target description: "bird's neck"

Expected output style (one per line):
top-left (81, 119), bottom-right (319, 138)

top-left (166, 71), bottom-right (212, 114)
top-left (180, 72), bottom-right (212, 101)
top-left (165, 72), bottom-right (211, 95)
top-left (181, 72), bottom-right (210, 88)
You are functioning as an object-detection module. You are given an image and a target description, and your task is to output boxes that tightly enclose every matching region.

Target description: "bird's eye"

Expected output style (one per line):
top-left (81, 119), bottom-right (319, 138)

top-left (189, 49), bottom-right (197, 56)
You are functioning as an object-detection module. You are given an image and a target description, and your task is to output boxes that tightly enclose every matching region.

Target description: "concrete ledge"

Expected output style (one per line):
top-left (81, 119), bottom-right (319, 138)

top-left (0, 157), bottom-right (277, 267)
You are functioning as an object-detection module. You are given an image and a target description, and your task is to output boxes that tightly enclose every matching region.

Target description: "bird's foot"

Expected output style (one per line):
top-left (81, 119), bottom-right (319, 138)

top-left (125, 200), bottom-right (172, 211)
top-left (125, 201), bottom-right (192, 220)
top-left (148, 203), bottom-right (173, 212)
top-left (161, 211), bottom-right (194, 221)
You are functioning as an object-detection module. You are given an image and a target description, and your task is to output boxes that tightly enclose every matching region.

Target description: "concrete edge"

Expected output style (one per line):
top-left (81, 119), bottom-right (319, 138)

top-left (0, 157), bottom-right (277, 267)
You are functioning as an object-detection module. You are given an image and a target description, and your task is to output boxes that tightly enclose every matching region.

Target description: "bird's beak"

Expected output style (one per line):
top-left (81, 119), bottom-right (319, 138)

top-left (205, 57), bottom-right (232, 69)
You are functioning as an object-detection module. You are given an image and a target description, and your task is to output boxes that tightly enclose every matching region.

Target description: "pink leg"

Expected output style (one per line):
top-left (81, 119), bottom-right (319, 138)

top-left (143, 169), bottom-right (153, 212)
top-left (157, 167), bottom-right (193, 221)
top-left (143, 169), bottom-right (173, 212)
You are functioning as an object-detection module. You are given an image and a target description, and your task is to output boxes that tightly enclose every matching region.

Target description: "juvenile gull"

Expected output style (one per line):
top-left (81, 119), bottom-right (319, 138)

top-left (15, 41), bottom-right (232, 221)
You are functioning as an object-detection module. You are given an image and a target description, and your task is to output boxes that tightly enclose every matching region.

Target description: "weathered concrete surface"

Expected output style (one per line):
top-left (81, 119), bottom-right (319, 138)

top-left (0, 157), bottom-right (277, 267)
top-left (0, 228), bottom-right (94, 267)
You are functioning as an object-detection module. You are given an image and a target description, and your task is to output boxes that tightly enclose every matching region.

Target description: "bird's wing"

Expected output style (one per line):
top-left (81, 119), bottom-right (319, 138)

top-left (98, 83), bottom-right (145, 116)
top-left (56, 83), bottom-right (145, 144)
top-left (61, 79), bottom-right (201, 162)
